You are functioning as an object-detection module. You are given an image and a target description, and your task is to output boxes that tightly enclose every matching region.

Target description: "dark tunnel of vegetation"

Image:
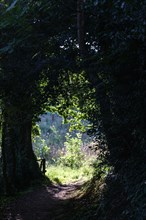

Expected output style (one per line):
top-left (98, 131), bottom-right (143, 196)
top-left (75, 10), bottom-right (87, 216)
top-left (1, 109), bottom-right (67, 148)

top-left (0, 1), bottom-right (145, 219)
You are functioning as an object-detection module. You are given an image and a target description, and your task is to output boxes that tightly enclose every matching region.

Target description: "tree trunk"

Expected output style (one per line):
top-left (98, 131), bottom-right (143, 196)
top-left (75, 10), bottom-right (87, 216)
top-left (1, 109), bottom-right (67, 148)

top-left (77, 0), bottom-right (85, 57)
top-left (2, 108), bottom-right (42, 194)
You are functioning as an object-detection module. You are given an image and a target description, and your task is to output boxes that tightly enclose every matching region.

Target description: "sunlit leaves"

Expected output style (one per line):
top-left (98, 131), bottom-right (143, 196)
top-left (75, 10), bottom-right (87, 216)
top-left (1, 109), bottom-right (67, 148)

top-left (59, 133), bottom-right (84, 169)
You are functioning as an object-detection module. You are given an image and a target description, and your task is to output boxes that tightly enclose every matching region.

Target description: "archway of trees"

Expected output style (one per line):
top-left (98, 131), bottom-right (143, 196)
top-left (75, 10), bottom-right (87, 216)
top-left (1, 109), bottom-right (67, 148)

top-left (0, 1), bottom-right (145, 219)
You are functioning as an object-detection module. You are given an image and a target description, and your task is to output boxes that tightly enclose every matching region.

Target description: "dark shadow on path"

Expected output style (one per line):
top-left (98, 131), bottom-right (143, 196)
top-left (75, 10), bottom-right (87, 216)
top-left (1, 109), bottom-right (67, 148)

top-left (2, 182), bottom-right (84, 220)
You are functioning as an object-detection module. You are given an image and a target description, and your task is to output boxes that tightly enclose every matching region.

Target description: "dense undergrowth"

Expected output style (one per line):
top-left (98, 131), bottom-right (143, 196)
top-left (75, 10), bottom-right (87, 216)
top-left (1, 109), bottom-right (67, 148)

top-left (69, 156), bottom-right (146, 220)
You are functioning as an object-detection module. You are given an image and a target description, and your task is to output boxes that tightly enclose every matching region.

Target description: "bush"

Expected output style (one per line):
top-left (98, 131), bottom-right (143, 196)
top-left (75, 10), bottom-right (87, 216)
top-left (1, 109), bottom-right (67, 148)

top-left (59, 133), bottom-right (84, 169)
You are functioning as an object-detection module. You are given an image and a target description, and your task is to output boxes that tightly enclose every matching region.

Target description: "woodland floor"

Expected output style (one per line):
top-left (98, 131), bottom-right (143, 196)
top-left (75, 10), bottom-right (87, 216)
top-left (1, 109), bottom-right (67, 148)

top-left (1, 181), bottom-right (86, 220)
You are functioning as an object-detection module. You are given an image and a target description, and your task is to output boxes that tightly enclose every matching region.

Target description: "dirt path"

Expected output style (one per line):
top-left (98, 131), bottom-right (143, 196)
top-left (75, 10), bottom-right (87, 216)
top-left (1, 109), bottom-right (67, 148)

top-left (2, 182), bottom-right (84, 220)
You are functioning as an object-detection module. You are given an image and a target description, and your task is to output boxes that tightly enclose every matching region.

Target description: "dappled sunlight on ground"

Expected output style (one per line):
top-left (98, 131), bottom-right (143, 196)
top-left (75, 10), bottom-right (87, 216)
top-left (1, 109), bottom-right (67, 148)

top-left (2, 182), bottom-right (85, 220)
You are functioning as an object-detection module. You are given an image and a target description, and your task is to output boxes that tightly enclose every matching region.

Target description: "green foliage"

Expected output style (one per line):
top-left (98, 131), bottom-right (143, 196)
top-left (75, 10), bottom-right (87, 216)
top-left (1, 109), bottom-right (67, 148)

top-left (51, 71), bottom-right (97, 132)
top-left (58, 133), bottom-right (84, 169)
top-left (33, 112), bottom-right (92, 162)
top-left (33, 136), bottom-right (50, 160)
top-left (92, 160), bottom-right (112, 180)
top-left (46, 164), bottom-right (94, 185)
top-left (32, 123), bottom-right (41, 141)
top-left (45, 131), bottom-right (96, 184)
